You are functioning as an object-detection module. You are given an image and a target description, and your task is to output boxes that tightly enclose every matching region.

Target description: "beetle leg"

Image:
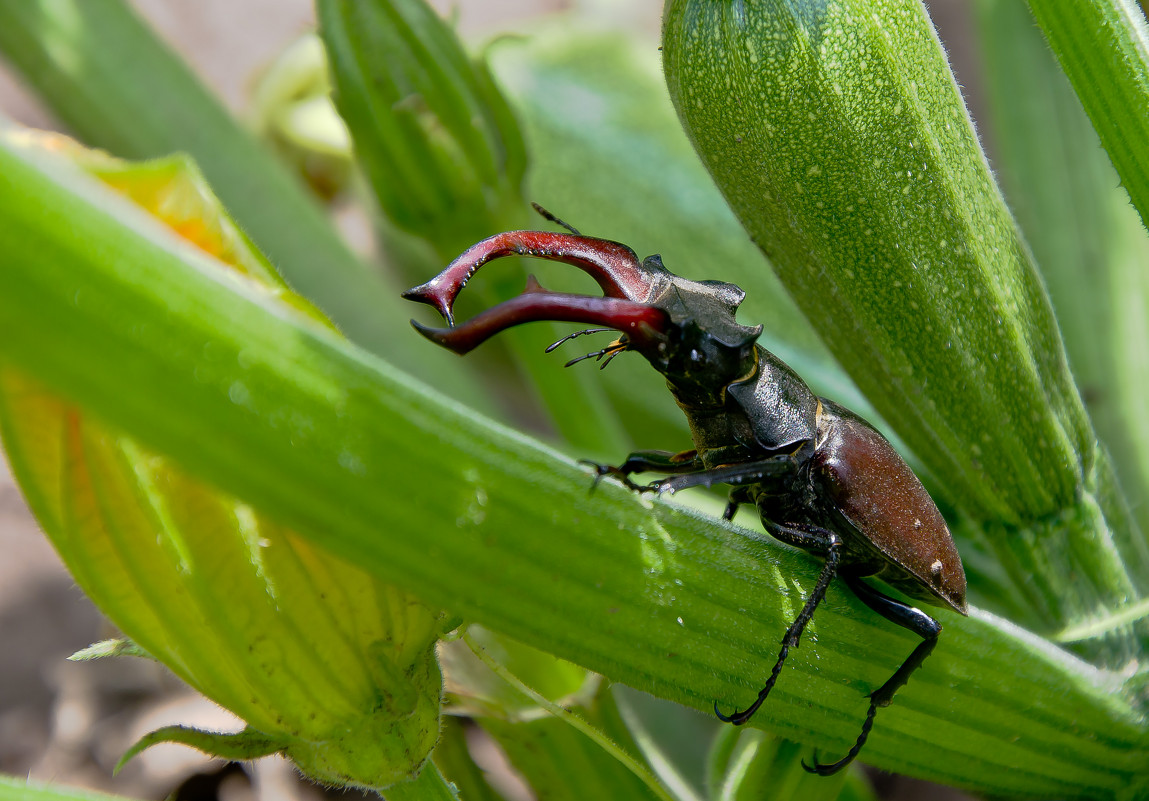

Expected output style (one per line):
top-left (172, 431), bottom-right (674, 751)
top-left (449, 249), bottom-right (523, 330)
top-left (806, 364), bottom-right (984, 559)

top-left (803, 576), bottom-right (941, 776)
top-left (651, 455), bottom-right (794, 495)
top-left (580, 450), bottom-right (701, 492)
top-left (759, 518), bottom-right (840, 556)
top-left (716, 531), bottom-right (842, 726)
top-left (723, 486), bottom-right (754, 521)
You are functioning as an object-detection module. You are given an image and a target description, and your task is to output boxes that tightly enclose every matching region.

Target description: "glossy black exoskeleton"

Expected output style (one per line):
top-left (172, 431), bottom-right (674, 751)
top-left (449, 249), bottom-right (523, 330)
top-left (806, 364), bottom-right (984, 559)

top-left (403, 208), bottom-right (967, 774)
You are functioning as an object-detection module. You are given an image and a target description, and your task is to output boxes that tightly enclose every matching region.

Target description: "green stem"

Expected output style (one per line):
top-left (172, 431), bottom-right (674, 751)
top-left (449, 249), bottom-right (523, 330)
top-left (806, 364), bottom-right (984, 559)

top-left (384, 762), bottom-right (460, 801)
top-left (1, 121), bottom-right (1147, 796)
top-left (0, 0), bottom-right (479, 398)
top-left (1024, 0), bottom-right (1149, 233)
top-left (462, 630), bottom-right (677, 801)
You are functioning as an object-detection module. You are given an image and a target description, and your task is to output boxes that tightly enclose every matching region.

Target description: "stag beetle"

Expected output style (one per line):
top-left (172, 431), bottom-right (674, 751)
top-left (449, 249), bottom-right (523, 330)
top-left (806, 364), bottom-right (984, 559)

top-left (403, 207), bottom-right (966, 775)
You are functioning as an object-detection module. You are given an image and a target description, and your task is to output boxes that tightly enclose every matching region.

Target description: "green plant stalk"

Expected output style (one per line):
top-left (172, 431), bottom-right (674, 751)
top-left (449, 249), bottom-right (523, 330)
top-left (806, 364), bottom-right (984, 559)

top-left (382, 762), bottom-right (460, 801)
top-left (316, 0), bottom-right (525, 254)
top-left (1110, 209), bottom-right (1149, 546)
top-left (976, 0), bottom-right (1127, 449)
top-left (611, 688), bottom-right (712, 801)
top-left (429, 719), bottom-right (503, 801)
top-left (316, 0), bottom-right (629, 453)
top-left (661, 0), bottom-right (1148, 662)
top-left (660, 0), bottom-right (1089, 519)
top-left (975, 0), bottom-right (1149, 605)
top-left (706, 728), bottom-right (850, 801)
top-left (0, 775), bottom-right (137, 801)
top-left (462, 630), bottom-right (672, 801)
top-left (0, 121), bottom-right (1146, 797)
top-left (0, 0), bottom-right (478, 398)
top-left (478, 714), bottom-right (663, 801)
top-left (1024, 0), bottom-right (1149, 234)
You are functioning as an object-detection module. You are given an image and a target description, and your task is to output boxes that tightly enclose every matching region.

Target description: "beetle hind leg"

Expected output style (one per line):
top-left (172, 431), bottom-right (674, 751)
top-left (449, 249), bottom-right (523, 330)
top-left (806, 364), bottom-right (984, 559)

top-left (715, 530), bottom-right (842, 725)
top-left (803, 576), bottom-right (941, 776)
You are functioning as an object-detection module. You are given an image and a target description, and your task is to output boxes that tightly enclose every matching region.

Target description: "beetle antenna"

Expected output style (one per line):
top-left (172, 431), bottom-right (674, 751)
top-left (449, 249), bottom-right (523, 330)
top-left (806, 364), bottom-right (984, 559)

top-left (563, 339), bottom-right (629, 369)
top-left (564, 347), bottom-right (611, 368)
top-left (545, 327), bottom-right (613, 353)
top-left (531, 202), bottom-right (581, 235)
top-left (564, 340), bottom-right (623, 368)
top-left (599, 346), bottom-right (626, 370)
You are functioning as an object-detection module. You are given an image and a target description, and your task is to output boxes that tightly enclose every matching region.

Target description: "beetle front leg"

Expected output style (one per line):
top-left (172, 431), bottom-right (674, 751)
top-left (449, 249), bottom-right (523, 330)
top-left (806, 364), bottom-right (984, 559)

top-left (651, 455), bottom-right (795, 495)
top-left (803, 575), bottom-right (942, 776)
top-left (581, 449), bottom-right (701, 491)
top-left (723, 486), bottom-right (754, 521)
top-left (716, 529), bottom-right (842, 726)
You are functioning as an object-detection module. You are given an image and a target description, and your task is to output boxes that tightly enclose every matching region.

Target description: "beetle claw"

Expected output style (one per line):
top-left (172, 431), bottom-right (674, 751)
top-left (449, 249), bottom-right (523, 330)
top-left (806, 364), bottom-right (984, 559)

top-left (401, 280), bottom-right (456, 325)
top-left (801, 751), bottom-right (852, 777)
top-left (712, 701), bottom-right (753, 725)
top-left (579, 460), bottom-right (647, 493)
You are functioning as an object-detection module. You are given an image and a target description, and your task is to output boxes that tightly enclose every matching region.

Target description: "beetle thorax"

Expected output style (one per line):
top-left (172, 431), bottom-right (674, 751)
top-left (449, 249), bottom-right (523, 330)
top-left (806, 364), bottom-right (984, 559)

top-left (647, 321), bottom-right (756, 409)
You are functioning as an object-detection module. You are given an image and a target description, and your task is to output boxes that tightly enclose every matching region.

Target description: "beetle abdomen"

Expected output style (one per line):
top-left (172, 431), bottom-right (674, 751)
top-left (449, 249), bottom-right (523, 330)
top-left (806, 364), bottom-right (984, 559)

top-left (811, 400), bottom-right (967, 614)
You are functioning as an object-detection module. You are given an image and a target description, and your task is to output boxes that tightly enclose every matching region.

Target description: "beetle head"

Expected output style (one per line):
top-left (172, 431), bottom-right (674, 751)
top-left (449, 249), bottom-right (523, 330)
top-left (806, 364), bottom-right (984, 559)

top-left (402, 230), bottom-right (762, 398)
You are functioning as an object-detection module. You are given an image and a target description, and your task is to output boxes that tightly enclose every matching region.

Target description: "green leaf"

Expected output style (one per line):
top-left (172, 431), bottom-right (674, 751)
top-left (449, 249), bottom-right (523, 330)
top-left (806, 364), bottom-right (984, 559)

top-left (1023, 0), bottom-right (1149, 233)
top-left (612, 687), bottom-right (716, 801)
top-left (115, 726), bottom-right (281, 774)
top-left (1, 114), bottom-right (1147, 797)
top-left (660, 0), bottom-right (1148, 663)
top-left (460, 630), bottom-right (675, 801)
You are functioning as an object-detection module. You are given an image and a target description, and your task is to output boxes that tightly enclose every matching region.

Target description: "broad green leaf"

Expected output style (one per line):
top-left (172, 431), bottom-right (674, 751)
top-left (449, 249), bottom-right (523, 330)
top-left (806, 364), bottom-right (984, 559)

top-left (611, 687), bottom-right (716, 801)
top-left (0, 120), bottom-right (1146, 797)
top-left (1023, 0), bottom-right (1149, 233)
top-left (661, 0), bottom-right (1147, 663)
top-left (460, 630), bottom-right (675, 801)
top-left (0, 134), bottom-right (442, 791)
